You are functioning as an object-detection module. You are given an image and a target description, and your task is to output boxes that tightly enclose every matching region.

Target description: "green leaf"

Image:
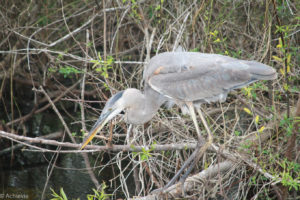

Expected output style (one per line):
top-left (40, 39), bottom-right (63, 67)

top-left (60, 188), bottom-right (68, 200)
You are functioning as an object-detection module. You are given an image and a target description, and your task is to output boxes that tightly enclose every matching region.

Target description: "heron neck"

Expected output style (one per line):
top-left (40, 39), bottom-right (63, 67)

top-left (143, 86), bottom-right (166, 115)
top-left (125, 87), bottom-right (166, 125)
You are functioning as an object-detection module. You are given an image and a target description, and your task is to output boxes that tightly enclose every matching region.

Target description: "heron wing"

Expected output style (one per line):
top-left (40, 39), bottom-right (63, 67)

top-left (143, 52), bottom-right (235, 81)
top-left (148, 67), bottom-right (251, 102)
top-left (145, 52), bottom-right (276, 102)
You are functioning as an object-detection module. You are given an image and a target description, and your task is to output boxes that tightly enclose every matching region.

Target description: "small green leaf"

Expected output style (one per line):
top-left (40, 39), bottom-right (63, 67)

top-left (243, 108), bottom-right (252, 115)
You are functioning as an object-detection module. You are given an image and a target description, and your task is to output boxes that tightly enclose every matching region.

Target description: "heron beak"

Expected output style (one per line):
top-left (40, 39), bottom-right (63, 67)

top-left (80, 107), bottom-right (123, 149)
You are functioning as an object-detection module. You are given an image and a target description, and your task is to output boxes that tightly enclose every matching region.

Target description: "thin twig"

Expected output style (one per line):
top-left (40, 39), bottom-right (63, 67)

top-left (41, 132), bottom-right (65, 200)
top-left (80, 29), bottom-right (89, 132)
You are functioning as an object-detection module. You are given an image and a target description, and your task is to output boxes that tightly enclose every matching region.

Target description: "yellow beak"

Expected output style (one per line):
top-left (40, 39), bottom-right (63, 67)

top-left (80, 107), bottom-right (123, 149)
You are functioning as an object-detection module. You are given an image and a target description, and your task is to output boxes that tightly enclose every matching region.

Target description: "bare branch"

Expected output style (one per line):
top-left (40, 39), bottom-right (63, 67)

top-left (0, 130), bottom-right (197, 153)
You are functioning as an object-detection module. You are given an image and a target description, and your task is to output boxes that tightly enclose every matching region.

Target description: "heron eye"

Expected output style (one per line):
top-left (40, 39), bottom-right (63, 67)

top-left (120, 110), bottom-right (125, 114)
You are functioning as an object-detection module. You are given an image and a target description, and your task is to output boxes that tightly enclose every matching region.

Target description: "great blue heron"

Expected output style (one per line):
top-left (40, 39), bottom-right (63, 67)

top-left (80, 52), bottom-right (277, 189)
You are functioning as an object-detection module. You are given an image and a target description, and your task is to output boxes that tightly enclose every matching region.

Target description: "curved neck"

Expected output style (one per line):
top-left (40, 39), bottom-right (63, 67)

top-left (125, 87), bottom-right (166, 125)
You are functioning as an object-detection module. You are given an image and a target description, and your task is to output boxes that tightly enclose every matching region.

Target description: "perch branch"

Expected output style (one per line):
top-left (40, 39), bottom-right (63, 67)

top-left (0, 130), bottom-right (197, 153)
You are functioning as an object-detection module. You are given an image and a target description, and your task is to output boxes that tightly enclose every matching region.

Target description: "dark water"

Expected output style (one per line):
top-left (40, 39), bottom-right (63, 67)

top-left (0, 112), bottom-right (101, 200)
top-left (0, 153), bottom-right (98, 200)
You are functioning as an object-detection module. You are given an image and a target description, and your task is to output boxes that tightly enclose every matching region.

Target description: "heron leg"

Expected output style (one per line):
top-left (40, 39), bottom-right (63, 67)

top-left (178, 107), bottom-right (213, 194)
top-left (187, 102), bottom-right (203, 142)
top-left (196, 107), bottom-right (213, 144)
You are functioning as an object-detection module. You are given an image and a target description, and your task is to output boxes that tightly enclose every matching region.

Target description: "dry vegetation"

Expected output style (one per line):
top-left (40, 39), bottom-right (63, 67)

top-left (0, 0), bottom-right (299, 199)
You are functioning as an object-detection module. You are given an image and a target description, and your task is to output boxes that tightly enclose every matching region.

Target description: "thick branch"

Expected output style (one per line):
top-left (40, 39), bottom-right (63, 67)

top-left (0, 130), bottom-right (197, 153)
top-left (130, 161), bottom-right (234, 200)
top-left (0, 131), bottom-right (63, 156)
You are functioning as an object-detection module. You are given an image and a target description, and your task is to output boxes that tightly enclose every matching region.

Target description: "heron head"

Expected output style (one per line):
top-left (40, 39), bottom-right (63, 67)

top-left (80, 90), bottom-right (126, 149)
top-left (80, 89), bottom-right (144, 149)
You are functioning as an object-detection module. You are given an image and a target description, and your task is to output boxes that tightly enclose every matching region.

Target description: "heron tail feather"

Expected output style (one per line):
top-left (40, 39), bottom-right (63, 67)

top-left (245, 61), bottom-right (277, 80)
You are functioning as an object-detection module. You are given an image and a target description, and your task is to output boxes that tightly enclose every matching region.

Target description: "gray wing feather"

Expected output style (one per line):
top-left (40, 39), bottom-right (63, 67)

top-left (149, 66), bottom-right (251, 102)
top-left (145, 52), bottom-right (277, 102)
top-left (143, 52), bottom-right (235, 81)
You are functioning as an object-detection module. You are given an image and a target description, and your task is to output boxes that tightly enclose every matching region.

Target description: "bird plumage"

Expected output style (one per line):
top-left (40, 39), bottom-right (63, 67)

top-left (80, 51), bottom-right (277, 149)
top-left (80, 51), bottom-right (277, 190)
